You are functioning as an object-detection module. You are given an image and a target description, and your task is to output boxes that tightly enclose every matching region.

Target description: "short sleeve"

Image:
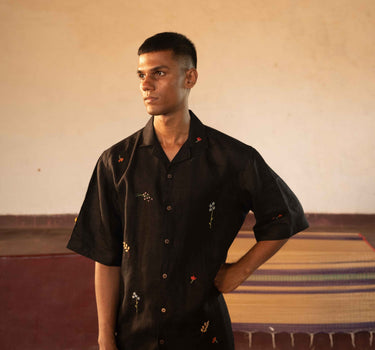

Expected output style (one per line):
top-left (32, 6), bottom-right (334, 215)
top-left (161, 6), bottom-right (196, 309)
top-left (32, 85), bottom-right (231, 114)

top-left (240, 149), bottom-right (309, 241)
top-left (67, 153), bottom-right (123, 266)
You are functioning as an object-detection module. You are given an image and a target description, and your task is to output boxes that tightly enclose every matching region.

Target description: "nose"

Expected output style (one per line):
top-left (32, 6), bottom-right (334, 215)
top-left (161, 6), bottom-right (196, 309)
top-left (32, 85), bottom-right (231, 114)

top-left (140, 74), bottom-right (154, 92)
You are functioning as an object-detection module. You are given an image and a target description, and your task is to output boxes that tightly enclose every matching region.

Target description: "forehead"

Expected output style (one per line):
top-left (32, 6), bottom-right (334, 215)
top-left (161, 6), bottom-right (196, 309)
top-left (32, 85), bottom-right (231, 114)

top-left (138, 50), bottom-right (182, 70)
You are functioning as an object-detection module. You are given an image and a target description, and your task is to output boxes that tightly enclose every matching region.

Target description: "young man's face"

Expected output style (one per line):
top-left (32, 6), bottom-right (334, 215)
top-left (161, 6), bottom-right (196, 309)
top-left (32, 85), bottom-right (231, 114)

top-left (137, 50), bottom-right (193, 117)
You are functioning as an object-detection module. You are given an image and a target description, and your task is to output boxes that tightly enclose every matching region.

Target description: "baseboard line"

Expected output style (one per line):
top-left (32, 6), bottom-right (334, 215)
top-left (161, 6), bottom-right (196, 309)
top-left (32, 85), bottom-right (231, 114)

top-left (0, 213), bottom-right (374, 229)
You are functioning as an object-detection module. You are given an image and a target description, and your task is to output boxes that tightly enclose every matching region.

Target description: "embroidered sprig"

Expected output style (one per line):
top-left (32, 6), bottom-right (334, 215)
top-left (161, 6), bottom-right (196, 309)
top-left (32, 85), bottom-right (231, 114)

top-left (272, 214), bottom-right (283, 221)
top-left (212, 337), bottom-right (219, 344)
top-left (195, 137), bottom-right (202, 143)
top-left (190, 275), bottom-right (197, 284)
top-left (208, 201), bottom-right (216, 229)
top-left (136, 192), bottom-right (153, 202)
top-left (123, 242), bottom-right (130, 253)
top-left (201, 320), bottom-right (210, 333)
top-left (132, 292), bottom-right (140, 313)
top-left (118, 155), bottom-right (124, 163)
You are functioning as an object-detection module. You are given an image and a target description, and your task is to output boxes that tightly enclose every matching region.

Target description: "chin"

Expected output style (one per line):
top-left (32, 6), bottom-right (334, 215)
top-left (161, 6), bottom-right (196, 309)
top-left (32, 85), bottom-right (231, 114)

top-left (146, 107), bottom-right (167, 116)
top-left (145, 106), bottom-right (159, 116)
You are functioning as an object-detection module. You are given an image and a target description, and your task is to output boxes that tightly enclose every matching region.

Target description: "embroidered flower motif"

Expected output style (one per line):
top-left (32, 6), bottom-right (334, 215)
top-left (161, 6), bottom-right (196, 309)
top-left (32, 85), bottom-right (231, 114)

top-left (136, 192), bottom-right (153, 202)
top-left (201, 320), bottom-right (210, 333)
top-left (123, 242), bottom-right (130, 253)
top-left (118, 155), bottom-right (124, 163)
top-left (132, 292), bottom-right (140, 313)
top-left (74, 217), bottom-right (77, 223)
top-left (190, 275), bottom-right (197, 284)
top-left (212, 337), bottom-right (219, 343)
top-left (272, 214), bottom-right (283, 221)
top-left (195, 137), bottom-right (202, 143)
top-left (208, 201), bottom-right (215, 229)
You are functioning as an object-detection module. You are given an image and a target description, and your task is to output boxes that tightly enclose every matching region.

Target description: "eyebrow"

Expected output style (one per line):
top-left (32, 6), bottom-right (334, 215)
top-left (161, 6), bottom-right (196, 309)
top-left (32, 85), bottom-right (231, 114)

top-left (137, 65), bottom-right (170, 74)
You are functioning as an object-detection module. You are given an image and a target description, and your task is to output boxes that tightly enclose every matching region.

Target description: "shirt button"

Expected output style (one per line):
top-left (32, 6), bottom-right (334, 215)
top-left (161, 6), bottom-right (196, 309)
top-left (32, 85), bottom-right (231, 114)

top-left (162, 273), bottom-right (168, 279)
top-left (166, 205), bottom-right (172, 211)
top-left (161, 307), bottom-right (167, 313)
top-left (164, 238), bottom-right (170, 245)
top-left (167, 173), bottom-right (173, 179)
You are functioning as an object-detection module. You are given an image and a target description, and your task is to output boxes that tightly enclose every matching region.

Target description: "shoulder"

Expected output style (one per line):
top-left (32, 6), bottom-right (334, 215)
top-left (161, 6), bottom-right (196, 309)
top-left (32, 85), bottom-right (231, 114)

top-left (98, 128), bottom-right (143, 168)
top-left (205, 125), bottom-right (260, 160)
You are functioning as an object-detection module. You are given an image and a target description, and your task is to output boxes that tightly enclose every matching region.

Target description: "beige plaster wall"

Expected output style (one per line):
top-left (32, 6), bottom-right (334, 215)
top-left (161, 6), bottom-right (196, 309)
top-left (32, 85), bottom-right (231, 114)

top-left (0, 0), bottom-right (374, 214)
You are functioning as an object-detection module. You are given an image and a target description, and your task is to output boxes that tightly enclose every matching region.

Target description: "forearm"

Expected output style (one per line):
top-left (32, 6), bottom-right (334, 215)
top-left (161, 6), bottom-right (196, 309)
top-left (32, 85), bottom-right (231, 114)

top-left (237, 239), bottom-right (288, 276)
top-left (215, 239), bottom-right (288, 293)
top-left (95, 262), bottom-right (121, 348)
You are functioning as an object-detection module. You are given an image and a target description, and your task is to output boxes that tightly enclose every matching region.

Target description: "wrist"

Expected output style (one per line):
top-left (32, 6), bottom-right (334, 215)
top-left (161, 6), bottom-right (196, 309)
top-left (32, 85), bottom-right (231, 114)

top-left (98, 335), bottom-right (117, 350)
top-left (98, 329), bottom-right (116, 343)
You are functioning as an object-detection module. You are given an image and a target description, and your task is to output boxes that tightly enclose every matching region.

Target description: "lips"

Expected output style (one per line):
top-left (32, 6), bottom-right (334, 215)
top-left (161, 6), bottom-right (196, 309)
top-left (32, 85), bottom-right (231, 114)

top-left (144, 96), bottom-right (158, 103)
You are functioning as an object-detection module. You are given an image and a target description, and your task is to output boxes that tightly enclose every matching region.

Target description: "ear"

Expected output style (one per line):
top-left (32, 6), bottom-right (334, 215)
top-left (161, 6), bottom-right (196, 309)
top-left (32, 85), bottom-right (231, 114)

top-left (184, 68), bottom-right (198, 89)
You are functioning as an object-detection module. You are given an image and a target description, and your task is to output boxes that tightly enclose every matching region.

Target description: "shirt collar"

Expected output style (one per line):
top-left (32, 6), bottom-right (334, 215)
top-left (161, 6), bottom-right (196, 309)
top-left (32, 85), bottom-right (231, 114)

top-left (139, 116), bottom-right (155, 147)
top-left (185, 110), bottom-right (208, 158)
top-left (139, 110), bottom-right (208, 156)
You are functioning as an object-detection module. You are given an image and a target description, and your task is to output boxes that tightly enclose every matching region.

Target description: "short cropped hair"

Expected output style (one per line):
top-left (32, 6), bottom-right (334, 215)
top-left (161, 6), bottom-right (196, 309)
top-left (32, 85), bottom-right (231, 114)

top-left (138, 32), bottom-right (197, 68)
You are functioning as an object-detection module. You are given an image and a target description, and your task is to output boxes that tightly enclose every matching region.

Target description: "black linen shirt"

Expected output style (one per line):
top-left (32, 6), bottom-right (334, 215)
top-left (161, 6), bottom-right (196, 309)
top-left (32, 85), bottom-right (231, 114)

top-left (67, 111), bottom-right (308, 350)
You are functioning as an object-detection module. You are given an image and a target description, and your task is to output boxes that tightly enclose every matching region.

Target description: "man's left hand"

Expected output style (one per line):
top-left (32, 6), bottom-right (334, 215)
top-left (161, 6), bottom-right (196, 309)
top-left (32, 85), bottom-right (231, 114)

top-left (214, 262), bottom-right (248, 293)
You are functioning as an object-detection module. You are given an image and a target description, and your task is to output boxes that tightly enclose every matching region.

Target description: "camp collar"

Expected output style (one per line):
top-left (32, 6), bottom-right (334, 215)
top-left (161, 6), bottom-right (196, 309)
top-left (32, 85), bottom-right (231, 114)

top-left (139, 110), bottom-right (208, 158)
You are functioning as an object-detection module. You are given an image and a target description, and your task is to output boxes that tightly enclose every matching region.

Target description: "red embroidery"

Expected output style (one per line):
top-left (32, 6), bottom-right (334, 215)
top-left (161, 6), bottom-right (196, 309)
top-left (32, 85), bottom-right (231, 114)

top-left (118, 155), bottom-right (124, 163)
top-left (195, 137), bottom-right (202, 143)
top-left (272, 214), bottom-right (283, 220)
top-left (212, 337), bottom-right (218, 343)
top-left (190, 275), bottom-right (197, 284)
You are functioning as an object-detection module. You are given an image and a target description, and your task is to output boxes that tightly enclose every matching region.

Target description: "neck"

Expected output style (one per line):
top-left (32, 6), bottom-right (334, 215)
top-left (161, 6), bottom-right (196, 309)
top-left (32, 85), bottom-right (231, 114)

top-left (153, 109), bottom-right (191, 162)
top-left (153, 110), bottom-right (191, 147)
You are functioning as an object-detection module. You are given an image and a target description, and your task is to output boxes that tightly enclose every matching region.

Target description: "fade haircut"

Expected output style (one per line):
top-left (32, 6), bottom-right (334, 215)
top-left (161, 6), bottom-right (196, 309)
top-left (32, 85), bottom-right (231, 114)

top-left (138, 32), bottom-right (197, 68)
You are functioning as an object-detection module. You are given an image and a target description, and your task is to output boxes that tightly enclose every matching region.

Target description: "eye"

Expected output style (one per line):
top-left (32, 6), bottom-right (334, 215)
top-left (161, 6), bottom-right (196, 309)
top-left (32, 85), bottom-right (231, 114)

top-left (138, 73), bottom-right (146, 80)
top-left (154, 71), bottom-right (165, 77)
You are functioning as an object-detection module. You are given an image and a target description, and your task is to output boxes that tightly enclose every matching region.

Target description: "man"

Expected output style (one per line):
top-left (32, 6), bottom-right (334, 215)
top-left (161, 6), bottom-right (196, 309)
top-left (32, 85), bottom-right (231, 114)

top-left (67, 32), bottom-right (308, 350)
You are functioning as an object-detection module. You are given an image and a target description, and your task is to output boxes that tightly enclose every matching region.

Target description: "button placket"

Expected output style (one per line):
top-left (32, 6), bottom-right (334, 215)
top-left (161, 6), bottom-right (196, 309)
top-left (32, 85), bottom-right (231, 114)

top-left (159, 166), bottom-right (174, 332)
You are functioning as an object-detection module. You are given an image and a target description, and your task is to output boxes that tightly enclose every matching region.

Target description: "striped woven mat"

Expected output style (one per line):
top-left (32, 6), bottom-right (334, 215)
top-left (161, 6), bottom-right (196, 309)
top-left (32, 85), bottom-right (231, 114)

top-left (224, 231), bottom-right (375, 334)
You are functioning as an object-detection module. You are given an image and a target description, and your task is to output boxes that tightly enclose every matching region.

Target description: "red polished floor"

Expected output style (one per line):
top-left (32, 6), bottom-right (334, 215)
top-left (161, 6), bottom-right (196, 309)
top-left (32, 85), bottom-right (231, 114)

top-left (0, 254), bottom-right (97, 349)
